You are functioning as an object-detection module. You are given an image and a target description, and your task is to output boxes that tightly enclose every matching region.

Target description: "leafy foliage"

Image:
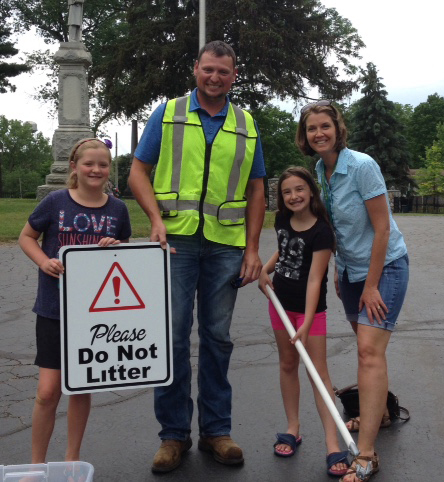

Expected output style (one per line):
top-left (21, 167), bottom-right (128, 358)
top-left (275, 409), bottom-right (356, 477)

top-left (416, 123), bottom-right (444, 195)
top-left (111, 153), bottom-right (133, 196)
top-left (408, 93), bottom-right (444, 168)
top-left (0, 3), bottom-right (30, 93)
top-left (348, 63), bottom-right (413, 193)
top-left (8, 0), bottom-right (130, 131)
top-left (25, 49), bottom-right (59, 118)
top-left (7, 0), bottom-right (364, 126)
top-left (0, 116), bottom-right (52, 197)
top-left (100, 0), bottom-right (364, 117)
top-left (392, 102), bottom-right (413, 129)
top-left (250, 105), bottom-right (309, 178)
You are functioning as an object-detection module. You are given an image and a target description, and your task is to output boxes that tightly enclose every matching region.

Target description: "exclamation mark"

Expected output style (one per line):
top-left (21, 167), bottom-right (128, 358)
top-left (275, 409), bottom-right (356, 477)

top-left (113, 276), bottom-right (121, 304)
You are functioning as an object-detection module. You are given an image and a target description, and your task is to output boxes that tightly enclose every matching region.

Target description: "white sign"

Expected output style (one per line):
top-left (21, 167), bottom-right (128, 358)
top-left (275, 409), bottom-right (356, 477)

top-left (59, 242), bottom-right (172, 394)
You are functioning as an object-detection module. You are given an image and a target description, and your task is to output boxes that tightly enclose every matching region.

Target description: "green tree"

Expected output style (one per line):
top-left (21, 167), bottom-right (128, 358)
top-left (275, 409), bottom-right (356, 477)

top-left (348, 63), bottom-right (413, 193)
top-left (353, 101), bottom-right (415, 167)
top-left (337, 100), bottom-right (357, 134)
top-left (391, 102), bottom-right (414, 161)
top-left (251, 105), bottom-right (309, 178)
top-left (416, 123), bottom-right (444, 195)
top-left (409, 93), bottom-right (444, 168)
top-left (112, 153), bottom-right (132, 196)
top-left (0, 3), bottom-right (30, 93)
top-left (8, 0), bottom-right (364, 125)
top-left (7, 0), bottom-right (130, 130)
top-left (392, 102), bottom-right (413, 128)
top-left (0, 116), bottom-right (52, 197)
top-left (101, 0), bottom-right (365, 117)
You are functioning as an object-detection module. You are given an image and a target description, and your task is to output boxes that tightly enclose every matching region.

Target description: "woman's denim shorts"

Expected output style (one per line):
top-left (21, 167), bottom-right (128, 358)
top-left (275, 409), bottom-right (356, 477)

top-left (338, 254), bottom-right (409, 332)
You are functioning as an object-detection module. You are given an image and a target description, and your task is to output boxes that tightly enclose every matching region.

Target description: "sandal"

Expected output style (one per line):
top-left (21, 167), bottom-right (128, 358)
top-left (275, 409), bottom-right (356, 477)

top-left (273, 433), bottom-right (302, 457)
top-left (347, 414), bottom-right (391, 432)
top-left (339, 453), bottom-right (379, 482)
top-left (326, 450), bottom-right (350, 477)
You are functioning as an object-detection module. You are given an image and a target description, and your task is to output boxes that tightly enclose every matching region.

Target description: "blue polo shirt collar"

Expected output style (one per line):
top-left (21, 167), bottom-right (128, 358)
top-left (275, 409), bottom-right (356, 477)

top-left (334, 149), bottom-right (350, 174)
top-left (317, 148), bottom-right (350, 177)
top-left (189, 88), bottom-right (230, 116)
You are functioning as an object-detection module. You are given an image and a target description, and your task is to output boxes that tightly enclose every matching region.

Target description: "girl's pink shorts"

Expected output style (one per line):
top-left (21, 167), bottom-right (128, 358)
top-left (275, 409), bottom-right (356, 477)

top-left (268, 301), bottom-right (327, 336)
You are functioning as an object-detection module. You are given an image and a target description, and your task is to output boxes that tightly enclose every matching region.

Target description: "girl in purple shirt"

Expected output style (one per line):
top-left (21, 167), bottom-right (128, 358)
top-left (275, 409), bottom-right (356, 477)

top-left (19, 139), bottom-right (131, 469)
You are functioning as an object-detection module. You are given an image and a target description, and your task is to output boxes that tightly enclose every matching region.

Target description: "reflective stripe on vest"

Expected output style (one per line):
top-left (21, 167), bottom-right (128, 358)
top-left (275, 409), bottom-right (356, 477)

top-left (154, 95), bottom-right (258, 247)
top-left (155, 198), bottom-right (247, 222)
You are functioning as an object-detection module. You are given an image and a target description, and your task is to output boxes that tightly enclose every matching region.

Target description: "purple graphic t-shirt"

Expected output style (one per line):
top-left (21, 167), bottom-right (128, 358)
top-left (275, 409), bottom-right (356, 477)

top-left (28, 190), bottom-right (132, 319)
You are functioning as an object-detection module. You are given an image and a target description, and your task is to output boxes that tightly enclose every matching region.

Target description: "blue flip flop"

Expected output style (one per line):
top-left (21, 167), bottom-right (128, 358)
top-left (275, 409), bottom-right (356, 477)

top-left (273, 432), bottom-right (302, 457)
top-left (326, 450), bottom-right (350, 477)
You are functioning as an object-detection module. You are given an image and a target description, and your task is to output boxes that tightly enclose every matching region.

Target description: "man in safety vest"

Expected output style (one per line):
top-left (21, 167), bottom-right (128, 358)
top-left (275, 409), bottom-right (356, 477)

top-left (128, 40), bottom-right (266, 473)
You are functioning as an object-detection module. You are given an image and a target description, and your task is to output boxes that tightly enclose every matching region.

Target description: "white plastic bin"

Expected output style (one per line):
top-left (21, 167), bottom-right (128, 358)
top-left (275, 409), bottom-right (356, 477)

top-left (0, 461), bottom-right (93, 482)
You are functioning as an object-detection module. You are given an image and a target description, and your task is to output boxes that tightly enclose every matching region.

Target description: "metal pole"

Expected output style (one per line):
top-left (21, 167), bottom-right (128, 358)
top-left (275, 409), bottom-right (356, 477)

top-left (199, 0), bottom-right (206, 50)
top-left (131, 120), bottom-right (138, 156)
top-left (0, 140), bottom-right (3, 198)
top-left (266, 286), bottom-right (359, 457)
top-left (24, 122), bottom-right (37, 199)
top-left (114, 132), bottom-right (118, 189)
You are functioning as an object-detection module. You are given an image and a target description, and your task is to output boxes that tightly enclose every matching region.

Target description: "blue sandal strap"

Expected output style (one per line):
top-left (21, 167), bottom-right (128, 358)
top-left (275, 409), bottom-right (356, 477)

top-left (274, 432), bottom-right (302, 450)
top-left (327, 450), bottom-right (350, 468)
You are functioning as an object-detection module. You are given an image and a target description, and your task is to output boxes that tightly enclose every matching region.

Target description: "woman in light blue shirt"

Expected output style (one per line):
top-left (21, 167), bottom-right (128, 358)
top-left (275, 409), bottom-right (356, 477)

top-left (296, 101), bottom-right (409, 482)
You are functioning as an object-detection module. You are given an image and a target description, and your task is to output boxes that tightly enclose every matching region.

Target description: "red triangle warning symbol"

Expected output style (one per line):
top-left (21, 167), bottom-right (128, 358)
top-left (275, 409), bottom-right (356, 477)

top-left (89, 262), bottom-right (145, 312)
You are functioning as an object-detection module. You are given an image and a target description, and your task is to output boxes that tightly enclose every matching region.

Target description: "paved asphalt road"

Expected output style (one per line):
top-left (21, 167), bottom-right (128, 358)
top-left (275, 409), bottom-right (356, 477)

top-left (1, 216), bottom-right (443, 481)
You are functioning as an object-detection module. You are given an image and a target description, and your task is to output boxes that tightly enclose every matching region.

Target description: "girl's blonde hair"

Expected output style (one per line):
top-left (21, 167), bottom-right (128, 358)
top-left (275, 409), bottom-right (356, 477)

top-left (67, 138), bottom-right (112, 189)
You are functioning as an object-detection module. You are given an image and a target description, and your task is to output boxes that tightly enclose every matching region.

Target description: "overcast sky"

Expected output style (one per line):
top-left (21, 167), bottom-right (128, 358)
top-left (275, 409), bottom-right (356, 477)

top-left (1, 0), bottom-right (443, 154)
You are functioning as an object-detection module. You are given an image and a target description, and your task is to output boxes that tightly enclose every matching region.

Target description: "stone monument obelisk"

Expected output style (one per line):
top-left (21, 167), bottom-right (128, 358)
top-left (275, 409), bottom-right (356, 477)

top-left (37, 0), bottom-right (93, 200)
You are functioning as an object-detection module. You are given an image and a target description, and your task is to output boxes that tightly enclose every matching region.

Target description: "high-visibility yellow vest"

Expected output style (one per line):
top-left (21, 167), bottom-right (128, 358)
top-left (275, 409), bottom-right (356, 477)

top-left (153, 95), bottom-right (258, 247)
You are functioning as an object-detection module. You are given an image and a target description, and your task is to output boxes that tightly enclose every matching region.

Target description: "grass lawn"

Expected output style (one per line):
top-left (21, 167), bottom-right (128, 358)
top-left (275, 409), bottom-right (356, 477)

top-left (0, 198), bottom-right (275, 243)
top-left (0, 199), bottom-right (39, 242)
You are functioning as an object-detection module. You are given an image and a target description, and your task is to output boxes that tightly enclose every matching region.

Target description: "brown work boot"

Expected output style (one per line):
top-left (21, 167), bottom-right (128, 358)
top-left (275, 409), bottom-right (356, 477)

top-left (151, 438), bottom-right (192, 473)
top-left (198, 435), bottom-right (244, 465)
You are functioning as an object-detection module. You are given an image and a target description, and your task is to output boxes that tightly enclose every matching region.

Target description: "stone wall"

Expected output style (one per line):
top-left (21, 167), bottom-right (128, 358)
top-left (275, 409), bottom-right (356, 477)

top-left (387, 189), bottom-right (401, 211)
top-left (267, 177), bottom-right (278, 211)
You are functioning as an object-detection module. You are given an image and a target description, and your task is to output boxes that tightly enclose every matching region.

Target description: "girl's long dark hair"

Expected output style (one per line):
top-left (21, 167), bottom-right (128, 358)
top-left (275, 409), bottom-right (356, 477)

top-left (276, 166), bottom-right (336, 251)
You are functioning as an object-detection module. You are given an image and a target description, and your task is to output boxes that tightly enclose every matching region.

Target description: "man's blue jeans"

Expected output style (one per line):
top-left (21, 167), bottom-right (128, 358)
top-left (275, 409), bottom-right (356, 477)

top-left (154, 232), bottom-right (243, 441)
